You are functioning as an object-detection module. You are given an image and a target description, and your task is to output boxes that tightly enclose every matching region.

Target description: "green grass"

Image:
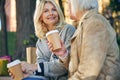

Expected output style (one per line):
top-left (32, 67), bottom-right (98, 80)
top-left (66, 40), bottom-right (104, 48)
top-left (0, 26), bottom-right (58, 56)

top-left (0, 31), bottom-right (16, 56)
top-left (7, 32), bottom-right (16, 56)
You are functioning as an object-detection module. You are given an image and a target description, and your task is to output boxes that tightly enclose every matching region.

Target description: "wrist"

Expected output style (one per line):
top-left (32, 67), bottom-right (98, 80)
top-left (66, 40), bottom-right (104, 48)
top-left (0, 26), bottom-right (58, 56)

top-left (26, 70), bottom-right (34, 75)
top-left (34, 63), bottom-right (44, 76)
top-left (32, 64), bottom-right (38, 71)
top-left (26, 64), bottom-right (37, 74)
top-left (59, 50), bottom-right (68, 58)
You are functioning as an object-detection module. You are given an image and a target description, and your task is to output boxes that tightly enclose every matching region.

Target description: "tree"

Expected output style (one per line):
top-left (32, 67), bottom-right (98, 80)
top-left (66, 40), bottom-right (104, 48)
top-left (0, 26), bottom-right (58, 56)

top-left (15, 0), bottom-right (36, 59)
top-left (0, 0), bottom-right (8, 56)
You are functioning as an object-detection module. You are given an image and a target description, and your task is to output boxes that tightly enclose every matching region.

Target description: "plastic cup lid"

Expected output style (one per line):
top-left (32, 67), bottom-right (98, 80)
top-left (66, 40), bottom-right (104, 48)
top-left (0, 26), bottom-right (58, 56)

top-left (46, 30), bottom-right (59, 37)
top-left (7, 59), bottom-right (21, 68)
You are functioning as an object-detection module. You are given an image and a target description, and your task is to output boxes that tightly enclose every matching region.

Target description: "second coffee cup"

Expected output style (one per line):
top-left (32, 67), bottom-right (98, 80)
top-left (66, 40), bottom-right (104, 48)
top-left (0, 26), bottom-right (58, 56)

top-left (7, 60), bottom-right (24, 80)
top-left (46, 30), bottom-right (61, 51)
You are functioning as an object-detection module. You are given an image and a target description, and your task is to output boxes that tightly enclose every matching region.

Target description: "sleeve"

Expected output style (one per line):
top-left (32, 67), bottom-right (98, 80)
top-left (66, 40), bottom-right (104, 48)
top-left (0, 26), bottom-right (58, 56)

top-left (36, 40), bottom-right (51, 63)
top-left (36, 40), bottom-right (67, 77)
top-left (59, 25), bottom-right (76, 69)
top-left (34, 63), bottom-right (44, 76)
top-left (64, 25), bottom-right (76, 53)
top-left (42, 25), bottom-right (76, 77)
top-left (69, 19), bottom-right (111, 80)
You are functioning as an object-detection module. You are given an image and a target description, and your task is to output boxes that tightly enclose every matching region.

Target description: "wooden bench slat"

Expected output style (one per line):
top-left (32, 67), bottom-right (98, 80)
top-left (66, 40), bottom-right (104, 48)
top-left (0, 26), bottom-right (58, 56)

top-left (0, 76), bottom-right (12, 80)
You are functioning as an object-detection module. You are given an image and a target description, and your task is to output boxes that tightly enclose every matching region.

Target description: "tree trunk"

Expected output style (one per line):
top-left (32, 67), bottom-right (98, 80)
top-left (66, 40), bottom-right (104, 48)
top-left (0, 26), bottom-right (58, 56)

top-left (0, 0), bottom-right (8, 56)
top-left (15, 0), bottom-right (36, 59)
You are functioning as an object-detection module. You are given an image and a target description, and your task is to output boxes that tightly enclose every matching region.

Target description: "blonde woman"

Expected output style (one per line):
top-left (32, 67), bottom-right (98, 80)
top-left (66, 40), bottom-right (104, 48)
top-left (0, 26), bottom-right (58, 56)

top-left (19, 0), bottom-right (76, 80)
top-left (49, 0), bottom-right (120, 80)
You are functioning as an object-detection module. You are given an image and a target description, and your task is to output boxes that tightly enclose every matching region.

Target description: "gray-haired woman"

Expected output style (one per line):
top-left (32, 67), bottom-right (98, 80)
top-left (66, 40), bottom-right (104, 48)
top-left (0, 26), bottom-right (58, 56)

top-left (48, 0), bottom-right (120, 80)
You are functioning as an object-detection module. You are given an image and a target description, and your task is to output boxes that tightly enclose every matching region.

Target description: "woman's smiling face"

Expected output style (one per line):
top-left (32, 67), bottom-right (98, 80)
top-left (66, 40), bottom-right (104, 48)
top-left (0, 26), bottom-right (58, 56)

top-left (40, 2), bottom-right (59, 26)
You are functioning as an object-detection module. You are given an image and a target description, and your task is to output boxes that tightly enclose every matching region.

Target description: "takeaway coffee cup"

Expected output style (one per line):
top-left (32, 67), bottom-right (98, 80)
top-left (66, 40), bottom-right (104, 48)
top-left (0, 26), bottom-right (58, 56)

top-left (46, 30), bottom-right (61, 51)
top-left (7, 60), bottom-right (24, 80)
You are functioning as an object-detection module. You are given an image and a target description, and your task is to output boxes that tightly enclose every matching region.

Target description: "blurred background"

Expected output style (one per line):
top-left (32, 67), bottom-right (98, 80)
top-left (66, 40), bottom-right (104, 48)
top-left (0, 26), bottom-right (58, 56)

top-left (0, 0), bottom-right (120, 60)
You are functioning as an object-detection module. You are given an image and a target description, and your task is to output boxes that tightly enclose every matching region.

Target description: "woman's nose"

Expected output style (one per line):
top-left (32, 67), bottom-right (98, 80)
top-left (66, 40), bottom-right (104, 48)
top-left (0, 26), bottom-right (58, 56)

top-left (49, 11), bottom-right (54, 15)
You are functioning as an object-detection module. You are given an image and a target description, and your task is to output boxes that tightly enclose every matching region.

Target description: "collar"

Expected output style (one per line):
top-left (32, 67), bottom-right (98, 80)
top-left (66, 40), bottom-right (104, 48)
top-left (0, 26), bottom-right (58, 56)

top-left (71, 9), bottom-right (98, 40)
top-left (78, 9), bottom-right (98, 24)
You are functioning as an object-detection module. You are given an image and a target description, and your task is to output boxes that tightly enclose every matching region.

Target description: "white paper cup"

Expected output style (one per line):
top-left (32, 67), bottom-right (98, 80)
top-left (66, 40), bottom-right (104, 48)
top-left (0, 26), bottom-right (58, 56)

top-left (46, 30), bottom-right (61, 51)
top-left (7, 60), bottom-right (24, 80)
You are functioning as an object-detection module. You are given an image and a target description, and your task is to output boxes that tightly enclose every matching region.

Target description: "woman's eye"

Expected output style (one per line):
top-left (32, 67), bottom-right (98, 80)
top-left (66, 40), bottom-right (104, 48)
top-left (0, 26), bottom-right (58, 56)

top-left (43, 10), bottom-right (48, 13)
top-left (52, 8), bottom-right (57, 11)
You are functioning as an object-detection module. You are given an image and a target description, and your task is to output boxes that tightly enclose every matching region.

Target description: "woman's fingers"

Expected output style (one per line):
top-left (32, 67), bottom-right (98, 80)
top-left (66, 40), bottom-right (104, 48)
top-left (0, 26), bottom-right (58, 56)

top-left (47, 39), bottom-right (67, 57)
top-left (21, 62), bottom-right (26, 72)
top-left (8, 69), bottom-right (15, 79)
top-left (47, 41), bottom-right (54, 52)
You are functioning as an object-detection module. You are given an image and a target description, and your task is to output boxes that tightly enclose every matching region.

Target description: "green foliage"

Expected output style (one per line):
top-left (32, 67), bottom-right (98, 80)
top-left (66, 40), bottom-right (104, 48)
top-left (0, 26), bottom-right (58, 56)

top-left (109, 0), bottom-right (120, 12)
top-left (117, 34), bottom-right (120, 45)
top-left (0, 59), bottom-right (9, 76)
top-left (7, 32), bottom-right (16, 56)
top-left (0, 31), bottom-right (16, 56)
top-left (23, 40), bottom-right (30, 46)
top-left (23, 34), bottom-right (38, 47)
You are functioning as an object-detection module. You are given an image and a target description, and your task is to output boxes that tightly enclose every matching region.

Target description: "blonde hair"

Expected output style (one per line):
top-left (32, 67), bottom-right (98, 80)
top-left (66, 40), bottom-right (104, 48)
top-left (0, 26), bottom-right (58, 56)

top-left (34, 0), bottom-right (65, 39)
top-left (70, 0), bottom-right (98, 16)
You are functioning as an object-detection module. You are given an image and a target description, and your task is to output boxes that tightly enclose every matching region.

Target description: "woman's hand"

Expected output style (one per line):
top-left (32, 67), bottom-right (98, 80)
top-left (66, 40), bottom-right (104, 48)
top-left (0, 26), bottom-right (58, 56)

top-left (21, 61), bottom-right (37, 77)
top-left (8, 61), bottom-right (38, 79)
top-left (47, 40), bottom-right (67, 57)
top-left (8, 69), bottom-right (15, 79)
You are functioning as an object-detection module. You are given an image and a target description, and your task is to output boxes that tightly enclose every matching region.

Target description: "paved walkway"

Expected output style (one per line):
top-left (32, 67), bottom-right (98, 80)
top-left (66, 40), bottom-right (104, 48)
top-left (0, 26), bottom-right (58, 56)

top-left (0, 76), bottom-right (12, 80)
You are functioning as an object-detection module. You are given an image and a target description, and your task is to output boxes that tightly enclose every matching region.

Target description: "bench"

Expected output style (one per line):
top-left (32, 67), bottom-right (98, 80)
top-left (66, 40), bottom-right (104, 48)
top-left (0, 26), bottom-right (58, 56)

top-left (0, 76), bottom-right (12, 80)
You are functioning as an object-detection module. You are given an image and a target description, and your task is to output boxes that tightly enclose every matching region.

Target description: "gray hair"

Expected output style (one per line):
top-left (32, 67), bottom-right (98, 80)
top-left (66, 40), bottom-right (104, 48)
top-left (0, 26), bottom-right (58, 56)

top-left (70, 0), bottom-right (98, 15)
